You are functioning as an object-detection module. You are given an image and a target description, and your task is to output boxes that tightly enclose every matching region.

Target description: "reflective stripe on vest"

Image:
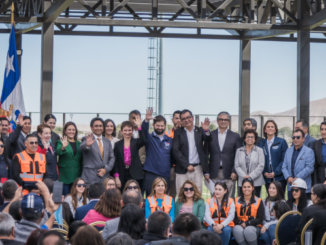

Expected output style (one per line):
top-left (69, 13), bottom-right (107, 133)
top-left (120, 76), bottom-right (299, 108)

top-left (17, 151), bottom-right (46, 182)
top-left (235, 196), bottom-right (262, 227)
top-left (204, 197), bottom-right (234, 227)
top-left (148, 195), bottom-right (172, 214)
top-left (150, 195), bottom-right (170, 206)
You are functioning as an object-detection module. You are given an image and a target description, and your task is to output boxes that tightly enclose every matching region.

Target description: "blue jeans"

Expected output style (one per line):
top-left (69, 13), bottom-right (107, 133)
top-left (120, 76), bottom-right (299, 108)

top-left (63, 183), bottom-right (73, 196)
top-left (261, 224), bottom-right (276, 245)
top-left (207, 225), bottom-right (232, 245)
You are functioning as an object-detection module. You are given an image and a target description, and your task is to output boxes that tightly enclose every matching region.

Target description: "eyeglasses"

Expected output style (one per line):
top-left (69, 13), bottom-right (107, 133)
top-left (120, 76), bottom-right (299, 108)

top-left (292, 136), bottom-right (301, 140)
top-left (108, 184), bottom-right (116, 187)
top-left (127, 186), bottom-right (139, 190)
top-left (29, 142), bottom-right (38, 145)
top-left (181, 116), bottom-right (192, 122)
top-left (218, 119), bottom-right (230, 122)
top-left (246, 136), bottom-right (255, 139)
top-left (77, 184), bottom-right (86, 187)
top-left (215, 180), bottom-right (225, 184)
top-left (292, 188), bottom-right (300, 193)
top-left (183, 187), bottom-right (194, 192)
top-left (0, 145), bottom-right (4, 148)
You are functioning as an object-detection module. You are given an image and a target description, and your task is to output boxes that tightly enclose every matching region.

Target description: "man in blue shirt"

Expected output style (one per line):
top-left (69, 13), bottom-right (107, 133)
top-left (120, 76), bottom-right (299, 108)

top-left (142, 108), bottom-right (173, 197)
top-left (312, 121), bottom-right (326, 184)
top-left (282, 129), bottom-right (315, 199)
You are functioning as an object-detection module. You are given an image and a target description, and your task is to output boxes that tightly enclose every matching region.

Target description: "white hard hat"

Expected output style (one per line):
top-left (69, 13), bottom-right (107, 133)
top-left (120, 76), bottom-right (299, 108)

top-left (290, 178), bottom-right (307, 190)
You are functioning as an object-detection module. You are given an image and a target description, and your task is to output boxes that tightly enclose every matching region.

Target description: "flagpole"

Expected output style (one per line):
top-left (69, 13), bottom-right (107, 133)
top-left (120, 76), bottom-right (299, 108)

top-left (11, 2), bottom-right (14, 27)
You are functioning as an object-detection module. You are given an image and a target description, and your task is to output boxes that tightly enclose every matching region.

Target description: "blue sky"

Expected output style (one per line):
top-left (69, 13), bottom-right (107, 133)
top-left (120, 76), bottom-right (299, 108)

top-left (0, 26), bottom-right (326, 124)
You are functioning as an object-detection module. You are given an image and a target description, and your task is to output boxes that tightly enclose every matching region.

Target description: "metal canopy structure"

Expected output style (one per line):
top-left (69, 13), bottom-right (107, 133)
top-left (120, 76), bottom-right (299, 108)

top-left (0, 0), bottom-right (325, 129)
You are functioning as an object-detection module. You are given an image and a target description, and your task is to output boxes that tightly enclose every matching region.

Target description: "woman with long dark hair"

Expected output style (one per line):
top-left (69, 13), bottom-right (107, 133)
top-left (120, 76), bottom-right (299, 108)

top-left (175, 180), bottom-right (205, 223)
top-left (260, 181), bottom-right (285, 245)
top-left (56, 122), bottom-right (83, 196)
top-left (233, 178), bottom-right (265, 245)
top-left (286, 178), bottom-right (312, 213)
top-left (43, 114), bottom-right (60, 148)
top-left (117, 204), bottom-right (146, 242)
top-left (103, 119), bottom-right (120, 150)
top-left (204, 181), bottom-right (234, 245)
top-left (293, 183), bottom-right (326, 244)
top-left (64, 178), bottom-right (89, 218)
top-left (83, 188), bottom-right (121, 225)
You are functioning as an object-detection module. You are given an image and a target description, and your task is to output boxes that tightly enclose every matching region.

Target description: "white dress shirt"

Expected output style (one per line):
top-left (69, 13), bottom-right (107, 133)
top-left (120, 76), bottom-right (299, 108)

top-left (218, 129), bottom-right (228, 167)
top-left (184, 127), bottom-right (200, 164)
top-left (133, 130), bottom-right (139, 139)
top-left (21, 131), bottom-right (27, 138)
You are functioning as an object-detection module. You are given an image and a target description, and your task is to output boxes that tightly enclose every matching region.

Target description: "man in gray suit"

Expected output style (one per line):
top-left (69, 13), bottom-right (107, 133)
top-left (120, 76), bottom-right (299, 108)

top-left (80, 117), bottom-right (115, 184)
top-left (102, 190), bottom-right (143, 240)
top-left (295, 119), bottom-right (316, 148)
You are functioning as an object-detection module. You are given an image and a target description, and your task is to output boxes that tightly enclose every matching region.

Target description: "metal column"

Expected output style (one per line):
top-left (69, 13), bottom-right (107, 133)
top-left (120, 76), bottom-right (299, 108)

top-left (297, 0), bottom-right (310, 125)
top-left (158, 38), bottom-right (163, 116)
top-left (238, 40), bottom-right (251, 135)
top-left (40, 0), bottom-right (54, 123)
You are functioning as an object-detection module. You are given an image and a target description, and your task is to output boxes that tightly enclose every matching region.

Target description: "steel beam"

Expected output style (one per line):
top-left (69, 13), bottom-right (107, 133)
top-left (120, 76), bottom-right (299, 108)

top-left (44, 0), bottom-right (76, 23)
top-left (40, 1), bottom-right (54, 123)
top-left (301, 7), bottom-right (326, 30)
top-left (239, 39), bottom-right (251, 135)
top-left (242, 29), bottom-right (296, 39)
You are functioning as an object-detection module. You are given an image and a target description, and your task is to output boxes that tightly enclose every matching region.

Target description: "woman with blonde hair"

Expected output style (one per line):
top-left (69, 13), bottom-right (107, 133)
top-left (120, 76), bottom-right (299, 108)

top-left (103, 177), bottom-right (117, 190)
top-left (175, 180), bottom-right (205, 224)
top-left (64, 178), bottom-right (89, 218)
top-left (145, 177), bottom-right (175, 222)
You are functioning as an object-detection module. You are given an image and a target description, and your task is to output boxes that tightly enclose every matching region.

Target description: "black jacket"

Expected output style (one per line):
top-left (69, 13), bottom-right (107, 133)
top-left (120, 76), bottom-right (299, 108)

top-left (172, 127), bottom-right (212, 174)
top-left (295, 205), bottom-right (324, 243)
top-left (312, 139), bottom-right (325, 184)
top-left (207, 129), bottom-right (241, 179)
top-left (311, 210), bottom-right (326, 245)
top-left (150, 236), bottom-right (189, 245)
top-left (9, 125), bottom-right (26, 159)
top-left (1, 239), bottom-right (25, 245)
top-left (38, 138), bottom-right (58, 181)
top-left (113, 129), bottom-right (146, 184)
top-left (136, 233), bottom-right (167, 245)
top-left (0, 202), bottom-right (9, 212)
top-left (1, 134), bottom-right (11, 160)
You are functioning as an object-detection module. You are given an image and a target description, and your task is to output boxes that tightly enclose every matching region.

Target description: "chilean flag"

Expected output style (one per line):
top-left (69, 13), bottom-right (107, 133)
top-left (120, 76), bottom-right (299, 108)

top-left (1, 24), bottom-right (25, 121)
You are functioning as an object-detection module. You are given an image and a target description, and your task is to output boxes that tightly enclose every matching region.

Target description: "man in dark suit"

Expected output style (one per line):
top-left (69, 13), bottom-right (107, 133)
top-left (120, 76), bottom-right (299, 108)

top-left (312, 121), bottom-right (326, 184)
top-left (295, 119), bottom-right (316, 148)
top-left (80, 117), bottom-right (115, 184)
top-left (0, 118), bottom-right (11, 159)
top-left (0, 180), bottom-right (18, 212)
top-left (238, 118), bottom-right (264, 146)
top-left (172, 109), bottom-right (211, 195)
top-left (9, 115), bottom-right (31, 159)
top-left (75, 182), bottom-right (105, 220)
top-left (207, 111), bottom-right (241, 198)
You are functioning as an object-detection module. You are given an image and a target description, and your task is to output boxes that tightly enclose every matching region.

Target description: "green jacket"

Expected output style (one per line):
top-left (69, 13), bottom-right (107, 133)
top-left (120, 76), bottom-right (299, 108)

top-left (175, 199), bottom-right (205, 223)
top-left (56, 140), bottom-right (83, 184)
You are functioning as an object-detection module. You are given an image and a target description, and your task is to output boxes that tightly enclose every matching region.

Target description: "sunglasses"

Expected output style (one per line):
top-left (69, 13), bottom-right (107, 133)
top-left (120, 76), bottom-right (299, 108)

top-left (0, 145), bottom-right (4, 148)
top-left (215, 180), bottom-right (226, 184)
top-left (77, 184), bottom-right (86, 187)
top-left (184, 187), bottom-right (194, 192)
top-left (127, 186), bottom-right (138, 190)
top-left (292, 136), bottom-right (301, 140)
top-left (29, 141), bottom-right (38, 145)
top-left (292, 188), bottom-right (300, 193)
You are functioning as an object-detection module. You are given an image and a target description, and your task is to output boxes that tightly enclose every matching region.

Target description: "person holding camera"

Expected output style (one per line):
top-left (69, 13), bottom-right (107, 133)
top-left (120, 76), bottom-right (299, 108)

top-left (12, 134), bottom-right (46, 195)
top-left (233, 178), bottom-right (265, 245)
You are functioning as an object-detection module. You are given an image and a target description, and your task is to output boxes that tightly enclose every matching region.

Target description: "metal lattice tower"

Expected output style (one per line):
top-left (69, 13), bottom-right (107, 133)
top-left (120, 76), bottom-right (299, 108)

top-left (147, 38), bottom-right (163, 116)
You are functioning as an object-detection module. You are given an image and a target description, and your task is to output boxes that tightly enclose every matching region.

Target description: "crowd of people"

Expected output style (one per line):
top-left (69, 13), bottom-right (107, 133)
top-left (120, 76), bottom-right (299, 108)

top-left (0, 108), bottom-right (325, 245)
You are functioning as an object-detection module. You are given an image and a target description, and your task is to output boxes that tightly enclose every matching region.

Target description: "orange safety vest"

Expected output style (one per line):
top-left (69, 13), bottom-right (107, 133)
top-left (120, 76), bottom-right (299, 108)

top-left (204, 197), bottom-right (235, 228)
top-left (147, 195), bottom-right (173, 214)
top-left (16, 151), bottom-right (46, 182)
top-left (165, 129), bottom-right (174, 139)
top-left (235, 196), bottom-right (262, 228)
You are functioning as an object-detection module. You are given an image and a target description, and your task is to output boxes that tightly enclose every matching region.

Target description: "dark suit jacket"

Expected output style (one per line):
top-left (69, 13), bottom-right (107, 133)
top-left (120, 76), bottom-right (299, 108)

top-left (75, 199), bottom-right (98, 221)
top-left (1, 239), bottom-right (25, 245)
top-left (312, 139), bottom-right (325, 184)
top-left (311, 210), bottom-right (326, 245)
top-left (1, 134), bottom-right (11, 160)
top-left (172, 126), bottom-right (212, 175)
top-left (207, 129), bottom-right (241, 179)
top-left (9, 125), bottom-right (25, 159)
top-left (113, 129), bottom-right (146, 183)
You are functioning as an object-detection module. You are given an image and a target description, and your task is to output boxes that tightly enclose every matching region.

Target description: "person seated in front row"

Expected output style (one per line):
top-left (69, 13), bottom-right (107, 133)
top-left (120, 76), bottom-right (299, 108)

top-left (286, 178), bottom-right (312, 213)
top-left (103, 177), bottom-right (117, 190)
top-left (233, 178), bottom-right (265, 245)
top-left (260, 181), bottom-right (285, 245)
top-left (145, 177), bottom-right (175, 222)
top-left (175, 180), bottom-right (205, 224)
top-left (204, 181), bottom-right (234, 245)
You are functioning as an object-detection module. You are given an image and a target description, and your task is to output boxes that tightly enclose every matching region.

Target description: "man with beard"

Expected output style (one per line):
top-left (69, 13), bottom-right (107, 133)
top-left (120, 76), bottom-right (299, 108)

top-left (142, 108), bottom-right (173, 196)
